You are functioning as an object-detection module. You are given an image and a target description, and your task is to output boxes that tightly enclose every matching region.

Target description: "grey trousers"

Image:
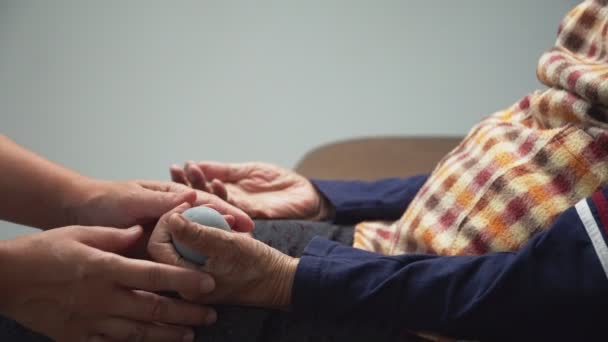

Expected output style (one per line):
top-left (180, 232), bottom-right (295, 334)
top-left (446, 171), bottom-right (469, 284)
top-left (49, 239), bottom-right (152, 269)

top-left (0, 221), bottom-right (423, 341)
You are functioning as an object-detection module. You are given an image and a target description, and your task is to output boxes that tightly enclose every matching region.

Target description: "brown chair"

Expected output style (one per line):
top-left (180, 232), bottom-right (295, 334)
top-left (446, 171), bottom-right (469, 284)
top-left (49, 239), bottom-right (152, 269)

top-left (294, 136), bottom-right (462, 180)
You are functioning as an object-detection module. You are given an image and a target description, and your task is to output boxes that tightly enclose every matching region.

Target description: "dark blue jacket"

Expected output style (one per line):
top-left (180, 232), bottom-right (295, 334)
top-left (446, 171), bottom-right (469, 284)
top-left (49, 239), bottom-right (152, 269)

top-left (300, 177), bottom-right (608, 340)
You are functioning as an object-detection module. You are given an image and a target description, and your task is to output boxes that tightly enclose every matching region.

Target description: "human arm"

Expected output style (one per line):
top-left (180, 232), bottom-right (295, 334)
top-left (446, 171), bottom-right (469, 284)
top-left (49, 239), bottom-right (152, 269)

top-left (292, 208), bottom-right (605, 340)
top-left (0, 134), bottom-right (93, 229)
top-left (310, 175), bottom-right (428, 223)
top-left (150, 189), bottom-right (608, 340)
top-left (0, 224), bottom-right (217, 342)
top-left (0, 135), bottom-right (253, 232)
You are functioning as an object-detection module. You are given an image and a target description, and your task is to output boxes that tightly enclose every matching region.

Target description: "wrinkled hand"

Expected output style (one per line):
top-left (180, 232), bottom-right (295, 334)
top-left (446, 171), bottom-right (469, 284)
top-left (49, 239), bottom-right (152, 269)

top-left (170, 161), bottom-right (333, 220)
top-left (149, 205), bottom-right (298, 309)
top-left (0, 225), bottom-right (217, 342)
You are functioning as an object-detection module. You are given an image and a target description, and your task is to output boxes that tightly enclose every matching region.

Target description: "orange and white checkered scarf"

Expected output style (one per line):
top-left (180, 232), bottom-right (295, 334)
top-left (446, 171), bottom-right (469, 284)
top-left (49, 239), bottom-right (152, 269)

top-left (354, 0), bottom-right (608, 258)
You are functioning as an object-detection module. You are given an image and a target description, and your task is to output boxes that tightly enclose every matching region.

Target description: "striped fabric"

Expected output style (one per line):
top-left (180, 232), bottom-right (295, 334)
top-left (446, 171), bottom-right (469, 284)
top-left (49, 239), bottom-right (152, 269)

top-left (354, 0), bottom-right (608, 258)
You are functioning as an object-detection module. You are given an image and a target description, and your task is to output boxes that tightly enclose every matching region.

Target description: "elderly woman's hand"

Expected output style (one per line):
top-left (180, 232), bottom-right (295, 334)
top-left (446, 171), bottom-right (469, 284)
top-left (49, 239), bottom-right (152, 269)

top-left (148, 205), bottom-right (298, 309)
top-left (170, 161), bottom-right (333, 221)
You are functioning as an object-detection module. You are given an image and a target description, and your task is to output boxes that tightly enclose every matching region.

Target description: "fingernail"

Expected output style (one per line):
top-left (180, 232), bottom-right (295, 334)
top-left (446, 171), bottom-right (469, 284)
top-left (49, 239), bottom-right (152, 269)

top-left (200, 276), bottom-right (214, 293)
top-left (182, 330), bottom-right (194, 342)
top-left (186, 167), bottom-right (200, 181)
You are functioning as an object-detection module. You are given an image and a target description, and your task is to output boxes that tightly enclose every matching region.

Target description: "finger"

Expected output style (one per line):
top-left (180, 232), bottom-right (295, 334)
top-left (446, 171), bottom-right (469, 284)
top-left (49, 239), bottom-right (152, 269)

top-left (148, 202), bottom-right (192, 245)
top-left (170, 165), bottom-right (190, 186)
top-left (196, 161), bottom-right (255, 182)
top-left (139, 187), bottom-right (197, 220)
top-left (203, 203), bottom-right (236, 230)
top-left (79, 226), bottom-right (144, 253)
top-left (185, 162), bottom-right (208, 191)
top-left (110, 289), bottom-right (216, 326)
top-left (196, 199), bottom-right (254, 233)
top-left (148, 237), bottom-right (196, 271)
top-left (169, 213), bottom-right (234, 259)
top-left (137, 180), bottom-right (192, 194)
top-left (203, 204), bottom-right (239, 228)
top-left (110, 254), bottom-right (215, 295)
top-left (203, 203), bottom-right (218, 211)
top-left (223, 215), bottom-right (236, 228)
top-left (210, 179), bottom-right (228, 200)
top-left (95, 317), bottom-right (197, 342)
top-left (148, 203), bottom-right (199, 269)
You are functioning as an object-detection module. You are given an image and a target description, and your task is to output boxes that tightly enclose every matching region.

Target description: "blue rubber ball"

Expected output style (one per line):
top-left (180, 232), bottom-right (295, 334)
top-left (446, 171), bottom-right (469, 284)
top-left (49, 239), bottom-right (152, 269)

top-left (171, 206), bottom-right (231, 265)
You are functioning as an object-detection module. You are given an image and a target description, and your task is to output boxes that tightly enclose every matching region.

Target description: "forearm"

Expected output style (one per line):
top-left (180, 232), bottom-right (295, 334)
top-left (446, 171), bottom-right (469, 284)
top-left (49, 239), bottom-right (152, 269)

top-left (291, 197), bottom-right (608, 340)
top-left (0, 236), bottom-right (25, 317)
top-left (0, 135), bottom-right (92, 229)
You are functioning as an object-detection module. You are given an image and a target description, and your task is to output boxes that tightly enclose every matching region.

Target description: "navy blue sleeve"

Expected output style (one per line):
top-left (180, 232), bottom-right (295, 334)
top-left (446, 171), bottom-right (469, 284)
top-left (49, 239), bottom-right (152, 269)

top-left (292, 189), bottom-right (608, 341)
top-left (310, 175), bottom-right (428, 224)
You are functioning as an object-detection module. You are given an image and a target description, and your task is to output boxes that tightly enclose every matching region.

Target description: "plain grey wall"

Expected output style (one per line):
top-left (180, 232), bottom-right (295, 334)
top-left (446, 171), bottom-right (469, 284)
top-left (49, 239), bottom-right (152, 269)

top-left (0, 0), bottom-right (580, 238)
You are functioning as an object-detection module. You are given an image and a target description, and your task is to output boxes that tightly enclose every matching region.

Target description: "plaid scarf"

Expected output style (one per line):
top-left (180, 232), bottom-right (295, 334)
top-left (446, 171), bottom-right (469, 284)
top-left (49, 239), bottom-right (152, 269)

top-left (354, 0), bottom-right (608, 259)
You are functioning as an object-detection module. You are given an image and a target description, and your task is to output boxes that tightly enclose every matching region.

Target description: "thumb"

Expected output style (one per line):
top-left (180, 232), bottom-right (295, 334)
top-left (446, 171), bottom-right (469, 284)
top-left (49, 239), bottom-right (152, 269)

top-left (169, 213), bottom-right (230, 259)
top-left (79, 225), bottom-right (143, 253)
top-left (140, 189), bottom-right (197, 218)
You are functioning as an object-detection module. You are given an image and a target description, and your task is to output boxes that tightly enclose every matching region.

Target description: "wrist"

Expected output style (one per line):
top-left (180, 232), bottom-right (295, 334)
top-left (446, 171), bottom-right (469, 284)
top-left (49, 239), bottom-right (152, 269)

top-left (0, 239), bottom-right (24, 317)
top-left (62, 177), bottom-right (108, 227)
top-left (272, 256), bottom-right (299, 310)
top-left (312, 190), bottom-right (335, 221)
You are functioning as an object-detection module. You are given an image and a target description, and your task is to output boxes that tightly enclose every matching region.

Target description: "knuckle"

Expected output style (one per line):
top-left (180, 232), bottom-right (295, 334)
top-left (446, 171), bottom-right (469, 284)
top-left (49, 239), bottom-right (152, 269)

top-left (248, 203), bottom-right (266, 218)
top-left (148, 295), bottom-right (169, 321)
top-left (63, 225), bottom-right (80, 236)
top-left (147, 264), bottom-right (164, 289)
top-left (163, 212), bottom-right (177, 228)
top-left (214, 232), bottom-right (240, 259)
top-left (88, 251), bottom-right (116, 276)
top-left (222, 231), bottom-right (238, 245)
top-left (156, 215), bottom-right (172, 233)
top-left (191, 223), bottom-right (205, 243)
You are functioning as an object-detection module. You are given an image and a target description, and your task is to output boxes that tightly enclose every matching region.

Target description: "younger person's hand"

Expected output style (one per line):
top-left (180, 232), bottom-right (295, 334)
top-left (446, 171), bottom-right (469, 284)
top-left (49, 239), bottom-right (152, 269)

top-left (0, 225), bottom-right (217, 342)
top-left (70, 179), bottom-right (254, 232)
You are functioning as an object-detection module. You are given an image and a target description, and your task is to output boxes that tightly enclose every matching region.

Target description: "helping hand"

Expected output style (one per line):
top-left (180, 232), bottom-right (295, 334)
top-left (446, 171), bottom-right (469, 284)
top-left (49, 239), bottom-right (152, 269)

top-left (69, 180), bottom-right (254, 260)
top-left (170, 161), bottom-right (333, 220)
top-left (0, 225), bottom-right (217, 342)
top-left (70, 179), bottom-right (254, 231)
